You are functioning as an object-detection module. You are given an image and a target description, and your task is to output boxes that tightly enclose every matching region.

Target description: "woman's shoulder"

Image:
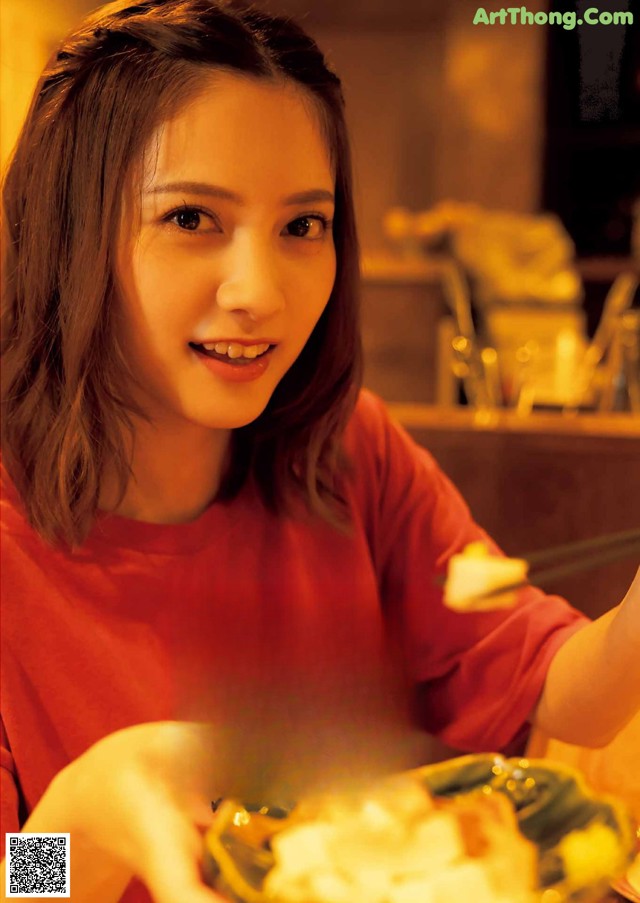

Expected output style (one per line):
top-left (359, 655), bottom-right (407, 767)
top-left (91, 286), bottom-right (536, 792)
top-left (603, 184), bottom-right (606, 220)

top-left (349, 386), bottom-right (389, 426)
top-left (340, 388), bottom-right (445, 517)
top-left (343, 388), bottom-right (439, 476)
top-left (343, 388), bottom-right (395, 453)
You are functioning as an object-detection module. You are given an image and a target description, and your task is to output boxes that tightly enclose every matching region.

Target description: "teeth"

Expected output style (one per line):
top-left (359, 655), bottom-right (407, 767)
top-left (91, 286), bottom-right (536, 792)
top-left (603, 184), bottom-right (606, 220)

top-left (200, 341), bottom-right (270, 359)
top-left (227, 342), bottom-right (244, 359)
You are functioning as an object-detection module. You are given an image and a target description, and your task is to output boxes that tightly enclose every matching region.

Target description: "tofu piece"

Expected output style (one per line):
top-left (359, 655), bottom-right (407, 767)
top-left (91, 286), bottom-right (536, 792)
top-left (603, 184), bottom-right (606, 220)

top-left (444, 542), bottom-right (528, 611)
top-left (307, 871), bottom-right (353, 903)
top-left (387, 877), bottom-right (437, 903)
top-left (430, 861), bottom-right (497, 903)
top-left (269, 823), bottom-right (333, 877)
top-left (410, 812), bottom-right (466, 869)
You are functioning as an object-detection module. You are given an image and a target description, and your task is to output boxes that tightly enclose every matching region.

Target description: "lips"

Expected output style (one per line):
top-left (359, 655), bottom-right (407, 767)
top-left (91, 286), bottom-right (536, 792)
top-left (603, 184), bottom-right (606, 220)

top-left (189, 340), bottom-right (275, 383)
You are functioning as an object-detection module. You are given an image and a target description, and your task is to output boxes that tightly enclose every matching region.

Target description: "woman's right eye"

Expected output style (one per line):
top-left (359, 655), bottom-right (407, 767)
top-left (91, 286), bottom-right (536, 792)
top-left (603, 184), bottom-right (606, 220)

top-left (164, 205), bottom-right (219, 233)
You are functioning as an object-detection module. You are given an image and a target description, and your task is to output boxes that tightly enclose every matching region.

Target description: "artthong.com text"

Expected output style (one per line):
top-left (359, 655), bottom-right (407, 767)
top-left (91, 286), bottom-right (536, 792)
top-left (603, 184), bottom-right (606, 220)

top-left (472, 7), bottom-right (633, 29)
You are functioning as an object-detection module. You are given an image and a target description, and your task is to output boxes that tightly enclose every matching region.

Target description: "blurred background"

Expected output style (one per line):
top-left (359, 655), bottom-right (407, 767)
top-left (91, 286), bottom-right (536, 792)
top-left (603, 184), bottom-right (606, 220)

top-left (2, 0), bottom-right (638, 254)
top-left (1, 0), bottom-right (639, 616)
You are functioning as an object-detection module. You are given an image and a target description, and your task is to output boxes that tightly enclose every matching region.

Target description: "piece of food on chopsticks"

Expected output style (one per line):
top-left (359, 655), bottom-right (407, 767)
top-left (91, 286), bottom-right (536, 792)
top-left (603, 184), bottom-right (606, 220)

top-left (444, 541), bottom-right (529, 611)
top-left (262, 774), bottom-right (537, 903)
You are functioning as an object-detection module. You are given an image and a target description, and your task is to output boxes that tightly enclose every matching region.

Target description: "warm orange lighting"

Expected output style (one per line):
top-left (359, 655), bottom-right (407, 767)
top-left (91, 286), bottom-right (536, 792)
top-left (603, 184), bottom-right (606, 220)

top-left (0, 0), bottom-right (80, 168)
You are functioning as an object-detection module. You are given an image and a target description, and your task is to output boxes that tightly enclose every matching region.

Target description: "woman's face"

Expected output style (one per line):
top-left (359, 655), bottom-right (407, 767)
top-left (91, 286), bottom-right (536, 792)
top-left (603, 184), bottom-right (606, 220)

top-left (114, 72), bottom-right (337, 432)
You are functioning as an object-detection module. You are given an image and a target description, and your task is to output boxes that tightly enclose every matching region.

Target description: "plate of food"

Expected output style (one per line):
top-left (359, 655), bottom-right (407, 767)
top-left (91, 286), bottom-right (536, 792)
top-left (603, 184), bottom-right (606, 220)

top-left (203, 754), bottom-right (636, 903)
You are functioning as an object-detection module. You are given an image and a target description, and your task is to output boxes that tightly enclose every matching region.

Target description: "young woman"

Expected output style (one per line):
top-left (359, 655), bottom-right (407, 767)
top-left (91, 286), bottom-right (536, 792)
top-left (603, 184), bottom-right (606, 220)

top-left (1, 1), bottom-right (638, 902)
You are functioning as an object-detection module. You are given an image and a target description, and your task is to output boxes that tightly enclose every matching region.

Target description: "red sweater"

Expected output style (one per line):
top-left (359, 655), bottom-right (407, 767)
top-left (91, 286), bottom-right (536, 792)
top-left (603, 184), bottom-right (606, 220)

top-left (0, 390), bottom-right (586, 901)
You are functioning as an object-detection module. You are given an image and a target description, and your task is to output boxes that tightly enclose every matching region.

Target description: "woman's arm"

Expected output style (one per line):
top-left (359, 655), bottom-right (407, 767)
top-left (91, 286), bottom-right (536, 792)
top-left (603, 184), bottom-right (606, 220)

top-left (533, 567), bottom-right (640, 747)
top-left (1, 722), bottom-right (225, 903)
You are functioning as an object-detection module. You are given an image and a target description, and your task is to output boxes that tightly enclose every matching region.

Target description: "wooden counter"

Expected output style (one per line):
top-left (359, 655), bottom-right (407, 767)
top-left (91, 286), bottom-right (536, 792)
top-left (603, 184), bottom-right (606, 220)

top-left (388, 404), bottom-right (640, 620)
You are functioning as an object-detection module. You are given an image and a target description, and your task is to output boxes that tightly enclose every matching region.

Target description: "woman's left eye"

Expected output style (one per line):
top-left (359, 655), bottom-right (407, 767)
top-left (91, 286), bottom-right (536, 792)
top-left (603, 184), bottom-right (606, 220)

top-left (284, 215), bottom-right (331, 240)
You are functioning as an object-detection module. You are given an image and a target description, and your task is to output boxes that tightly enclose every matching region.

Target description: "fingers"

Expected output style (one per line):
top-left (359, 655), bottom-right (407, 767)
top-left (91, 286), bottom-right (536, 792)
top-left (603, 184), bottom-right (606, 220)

top-left (185, 792), bottom-right (217, 830)
top-left (136, 806), bottom-right (222, 903)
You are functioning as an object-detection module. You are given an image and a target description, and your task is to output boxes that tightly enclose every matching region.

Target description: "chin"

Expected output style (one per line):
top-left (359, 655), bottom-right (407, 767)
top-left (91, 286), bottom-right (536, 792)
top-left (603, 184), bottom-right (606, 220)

top-left (189, 400), bottom-right (271, 431)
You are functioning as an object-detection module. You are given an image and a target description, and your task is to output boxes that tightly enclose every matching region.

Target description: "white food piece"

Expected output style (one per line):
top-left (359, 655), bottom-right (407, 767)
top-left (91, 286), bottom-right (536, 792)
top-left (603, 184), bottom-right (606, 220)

top-left (269, 823), bottom-right (333, 878)
top-left (444, 542), bottom-right (529, 611)
top-left (308, 871), bottom-right (352, 903)
top-left (411, 811), bottom-right (466, 867)
top-left (430, 861), bottom-right (497, 903)
top-left (387, 878), bottom-right (437, 903)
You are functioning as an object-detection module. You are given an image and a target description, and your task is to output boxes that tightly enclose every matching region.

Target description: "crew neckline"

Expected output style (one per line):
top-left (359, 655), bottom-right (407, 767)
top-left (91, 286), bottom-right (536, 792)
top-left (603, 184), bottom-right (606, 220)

top-left (1, 461), bottom-right (251, 556)
top-left (87, 495), bottom-right (234, 554)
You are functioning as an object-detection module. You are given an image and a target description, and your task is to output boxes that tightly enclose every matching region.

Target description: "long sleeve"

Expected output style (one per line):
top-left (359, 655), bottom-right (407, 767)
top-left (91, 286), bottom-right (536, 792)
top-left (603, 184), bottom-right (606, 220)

top-left (344, 390), bottom-right (588, 752)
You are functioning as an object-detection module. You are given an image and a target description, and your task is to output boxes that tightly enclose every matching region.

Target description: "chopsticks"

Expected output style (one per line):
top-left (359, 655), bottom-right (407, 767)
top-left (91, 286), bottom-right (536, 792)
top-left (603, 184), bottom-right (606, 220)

top-left (523, 526), bottom-right (640, 570)
top-left (442, 527), bottom-right (640, 606)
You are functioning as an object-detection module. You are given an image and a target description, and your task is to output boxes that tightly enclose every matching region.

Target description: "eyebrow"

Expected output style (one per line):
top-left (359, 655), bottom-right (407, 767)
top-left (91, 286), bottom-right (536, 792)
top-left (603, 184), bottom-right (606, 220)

top-left (146, 181), bottom-right (335, 206)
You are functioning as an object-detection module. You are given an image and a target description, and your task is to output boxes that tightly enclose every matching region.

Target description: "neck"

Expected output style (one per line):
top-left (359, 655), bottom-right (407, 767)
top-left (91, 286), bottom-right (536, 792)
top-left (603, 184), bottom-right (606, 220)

top-left (101, 417), bottom-right (231, 524)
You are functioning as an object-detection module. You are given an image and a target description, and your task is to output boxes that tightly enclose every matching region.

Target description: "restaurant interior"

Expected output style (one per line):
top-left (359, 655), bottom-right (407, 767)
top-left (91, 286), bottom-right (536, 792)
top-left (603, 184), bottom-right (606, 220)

top-left (1, 0), bottom-right (639, 898)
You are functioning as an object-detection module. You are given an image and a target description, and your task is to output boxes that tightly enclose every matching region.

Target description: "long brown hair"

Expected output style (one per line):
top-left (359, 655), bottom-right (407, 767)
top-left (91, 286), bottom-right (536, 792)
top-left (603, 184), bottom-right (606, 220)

top-left (1, 0), bottom-right (362, 547)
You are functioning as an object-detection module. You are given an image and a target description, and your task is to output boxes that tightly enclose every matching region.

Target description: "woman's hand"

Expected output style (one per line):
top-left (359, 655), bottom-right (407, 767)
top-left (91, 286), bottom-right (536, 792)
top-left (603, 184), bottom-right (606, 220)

top-left (16, 722), bottom-right (226, 903)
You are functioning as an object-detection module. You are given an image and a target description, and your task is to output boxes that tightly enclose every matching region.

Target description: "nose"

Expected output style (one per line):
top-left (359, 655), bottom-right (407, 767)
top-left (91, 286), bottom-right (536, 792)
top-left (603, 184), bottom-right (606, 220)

top-left (216, 231), bottom-right (286, 321)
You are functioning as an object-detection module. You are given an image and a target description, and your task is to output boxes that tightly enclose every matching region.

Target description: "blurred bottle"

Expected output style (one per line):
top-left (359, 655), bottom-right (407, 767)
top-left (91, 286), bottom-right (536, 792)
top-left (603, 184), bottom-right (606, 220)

top-left (599, 309), bottom-right (640, 413)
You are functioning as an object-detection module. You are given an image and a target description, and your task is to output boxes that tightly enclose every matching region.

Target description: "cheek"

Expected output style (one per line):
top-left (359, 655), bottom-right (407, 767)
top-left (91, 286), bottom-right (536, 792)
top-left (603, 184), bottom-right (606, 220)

top-left (293, 250), bottom-right (336, 327)
top-left (124, 254), bottom-right (203, 341)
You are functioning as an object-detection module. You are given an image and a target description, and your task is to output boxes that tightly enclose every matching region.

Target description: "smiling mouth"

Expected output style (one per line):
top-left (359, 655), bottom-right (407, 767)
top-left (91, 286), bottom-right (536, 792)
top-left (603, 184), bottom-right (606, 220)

top-left (189, 341), bottom-right (274, 365)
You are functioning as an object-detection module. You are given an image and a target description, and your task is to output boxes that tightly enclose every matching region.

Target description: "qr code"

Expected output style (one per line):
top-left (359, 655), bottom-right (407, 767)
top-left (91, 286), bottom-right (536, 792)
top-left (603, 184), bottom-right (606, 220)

top-left (5, 834), bottom-right (70, 898)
